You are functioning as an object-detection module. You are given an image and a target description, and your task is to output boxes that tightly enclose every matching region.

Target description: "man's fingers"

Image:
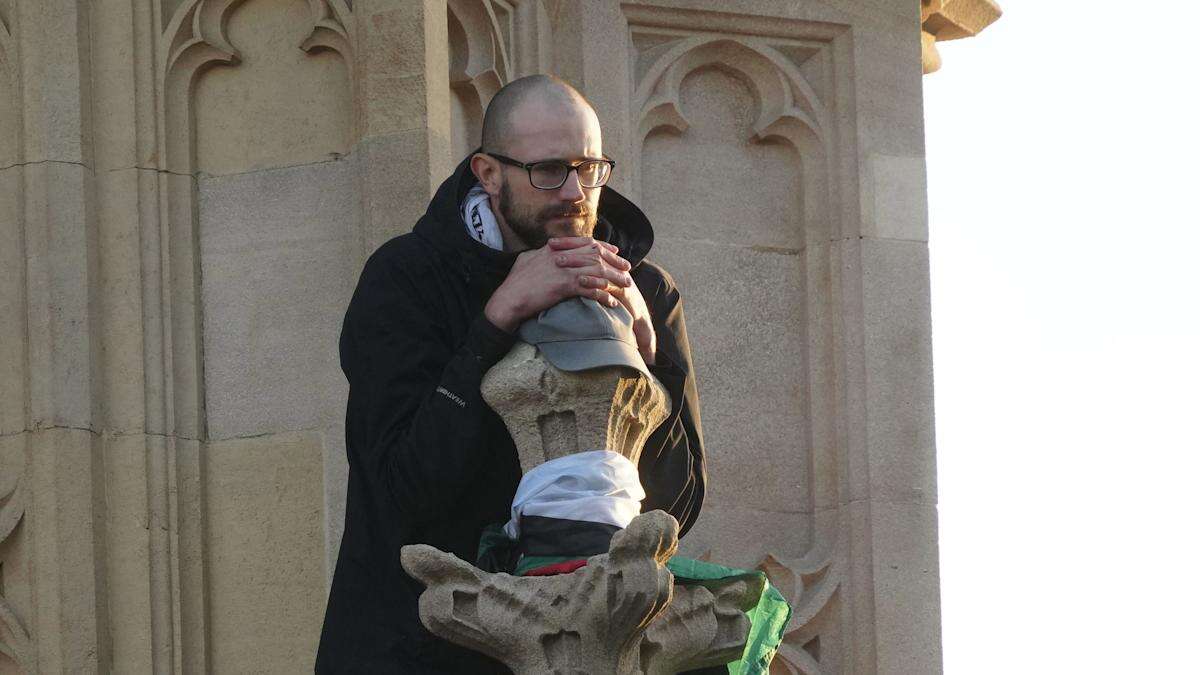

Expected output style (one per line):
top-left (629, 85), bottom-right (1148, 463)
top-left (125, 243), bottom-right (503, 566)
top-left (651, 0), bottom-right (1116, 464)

top-left (632, 320), bottom-right (657, 364)
top-left (574, 279), bottom-right (619, 307)
top-left (555, 252), bottom-right (603, 268)
top-left (548, 236), bottom-right (598, 250)
top-left (548, 237), bottom-right (621, 255)
top-left (584, 265), bottom-right (633, 287)
top-left (552, 251), bottom-right (628, 277)
top-left (577, 274), bottom-right (632, 292)
top-left (599, 247), bottom-right (632, 271)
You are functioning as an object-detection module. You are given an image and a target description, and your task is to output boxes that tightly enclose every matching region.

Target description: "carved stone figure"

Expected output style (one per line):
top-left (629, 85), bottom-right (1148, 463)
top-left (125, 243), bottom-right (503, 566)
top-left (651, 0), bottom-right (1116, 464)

top-left (402, 510), bottom-right (760, 674)
top-left (401, 342), bottom-right (760, 673)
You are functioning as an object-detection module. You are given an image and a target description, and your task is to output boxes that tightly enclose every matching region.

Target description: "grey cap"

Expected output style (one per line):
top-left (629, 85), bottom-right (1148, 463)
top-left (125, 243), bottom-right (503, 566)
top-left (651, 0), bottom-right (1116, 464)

top-left (517, 297), bottom-right (650, 378)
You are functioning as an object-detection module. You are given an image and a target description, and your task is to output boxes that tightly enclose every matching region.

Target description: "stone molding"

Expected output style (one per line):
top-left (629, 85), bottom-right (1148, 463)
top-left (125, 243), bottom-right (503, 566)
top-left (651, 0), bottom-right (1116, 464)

top-left (920, 0), bottom-right (1003, 74)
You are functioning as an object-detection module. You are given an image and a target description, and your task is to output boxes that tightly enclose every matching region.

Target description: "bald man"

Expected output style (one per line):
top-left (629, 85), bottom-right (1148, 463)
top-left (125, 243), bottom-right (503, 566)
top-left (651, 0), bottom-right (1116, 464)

top-left (316, 75), bottom-right (709, 673)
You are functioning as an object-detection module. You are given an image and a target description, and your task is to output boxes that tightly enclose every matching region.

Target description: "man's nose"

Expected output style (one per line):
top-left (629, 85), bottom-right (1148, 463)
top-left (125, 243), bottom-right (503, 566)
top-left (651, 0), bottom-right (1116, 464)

top-left (557, 167), bottom-right (585, 201)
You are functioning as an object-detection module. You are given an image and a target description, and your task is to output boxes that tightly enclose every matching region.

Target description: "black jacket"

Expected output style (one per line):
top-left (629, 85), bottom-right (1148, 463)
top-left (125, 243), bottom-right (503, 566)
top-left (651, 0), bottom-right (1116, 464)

top-left (315, 156), bottom-right (708, 673)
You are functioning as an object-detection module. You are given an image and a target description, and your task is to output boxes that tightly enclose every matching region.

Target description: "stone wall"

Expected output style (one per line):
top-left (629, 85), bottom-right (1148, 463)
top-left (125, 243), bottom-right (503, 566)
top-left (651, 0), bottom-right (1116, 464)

top-left (0, 1), bottom-right (942, 672)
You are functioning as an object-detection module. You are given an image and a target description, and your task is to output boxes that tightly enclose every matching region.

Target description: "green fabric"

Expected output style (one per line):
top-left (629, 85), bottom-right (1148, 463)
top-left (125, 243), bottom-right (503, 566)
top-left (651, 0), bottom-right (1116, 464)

top-left (513, 554), bottom-right (575, 576)
top-left (663, 557), bottom-right (791, 675)
top-left (476, 523), bottom-right (520, 574)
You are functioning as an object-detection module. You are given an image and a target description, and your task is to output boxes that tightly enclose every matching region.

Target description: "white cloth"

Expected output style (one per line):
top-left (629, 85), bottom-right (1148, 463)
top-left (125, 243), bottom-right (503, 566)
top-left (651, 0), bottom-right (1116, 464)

top-left (502, 450), bottom-right (646, 540)
top-left (461, 184), bottom-right (505, 251)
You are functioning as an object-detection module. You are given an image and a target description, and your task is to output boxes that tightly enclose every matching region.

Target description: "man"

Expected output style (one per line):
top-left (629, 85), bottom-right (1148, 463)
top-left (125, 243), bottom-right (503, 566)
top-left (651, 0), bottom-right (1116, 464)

top-left (316, 75), bottom-right (707, 673)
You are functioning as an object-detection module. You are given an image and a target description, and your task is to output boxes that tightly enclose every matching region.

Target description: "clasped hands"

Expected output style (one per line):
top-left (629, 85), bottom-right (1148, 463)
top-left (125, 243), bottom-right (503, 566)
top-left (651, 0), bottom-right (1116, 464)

top-left (484, 236), bottom-right (656, 366)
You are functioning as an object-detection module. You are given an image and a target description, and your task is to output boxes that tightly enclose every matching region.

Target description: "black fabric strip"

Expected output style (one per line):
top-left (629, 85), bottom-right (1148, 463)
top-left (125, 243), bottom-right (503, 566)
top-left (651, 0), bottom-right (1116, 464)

top-left (517, 515), bottom-right (621, 558)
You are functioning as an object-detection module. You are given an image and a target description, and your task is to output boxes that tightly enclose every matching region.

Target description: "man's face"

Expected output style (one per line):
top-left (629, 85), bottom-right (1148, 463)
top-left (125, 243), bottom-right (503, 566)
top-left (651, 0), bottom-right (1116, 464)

top-left (492, 100), bottom-right (604, 250)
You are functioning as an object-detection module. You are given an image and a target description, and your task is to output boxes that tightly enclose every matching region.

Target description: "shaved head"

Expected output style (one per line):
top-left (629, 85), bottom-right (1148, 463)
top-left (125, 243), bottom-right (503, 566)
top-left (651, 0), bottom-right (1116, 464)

top-left (481, 75), bottom-right (595, 154)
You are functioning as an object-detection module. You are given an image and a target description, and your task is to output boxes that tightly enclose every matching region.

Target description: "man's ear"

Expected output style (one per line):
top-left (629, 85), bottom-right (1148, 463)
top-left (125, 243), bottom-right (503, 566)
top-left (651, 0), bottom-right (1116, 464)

top-left (470, 153), bottom-right (502, 197)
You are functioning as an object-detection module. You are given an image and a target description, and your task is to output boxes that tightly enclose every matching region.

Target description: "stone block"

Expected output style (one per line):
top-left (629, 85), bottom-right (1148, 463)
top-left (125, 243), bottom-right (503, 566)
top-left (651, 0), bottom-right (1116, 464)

top-left (13, 1), bottom-right (94, 166)
top-left (355, 0), bottom-right (452, 142)
top-left (356, 132), bottom-right (434, 254)
top-left (94, 167), bottom-right (148, 433)
top-left (197, 158), bottom-right (357, 440)
top-left (866, 153), bottom-right (929, 242)
top-left (321, 425), bottom-right (348, 586)
top-left (648, 240), bottom-right (814, 514)
top-left (21, 161), bottom-right (96, 431)
top-left (203, 430), bottom-right (325, 672)
top-left (675, 502), bottom-right (815, 571)
top-left (87, 0), bottom-right (139, 171)
top-left (0, 62), bottom-right (18, 169)
top-left (862, 499), bottom-right (942, 675)
top-left (25, 427), bottom-right (101, 672)
top-left (359, 128), bottom-right (454, 252)
top-left (98, 432), bottom-right (154, 673)
top-left (860, 238), bottom-right (936, 505)
top-left (0, 166), bottom-right (25, 435)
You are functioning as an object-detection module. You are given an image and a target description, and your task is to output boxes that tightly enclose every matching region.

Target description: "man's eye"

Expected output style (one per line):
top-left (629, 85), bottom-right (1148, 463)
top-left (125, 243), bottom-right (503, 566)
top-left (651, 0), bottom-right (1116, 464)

top-left (531, 163), bottom-right (568, 184)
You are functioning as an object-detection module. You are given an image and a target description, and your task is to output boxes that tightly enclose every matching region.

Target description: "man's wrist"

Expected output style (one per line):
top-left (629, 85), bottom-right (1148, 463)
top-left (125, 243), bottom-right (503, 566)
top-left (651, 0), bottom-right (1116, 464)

top-left (484, 296), bottom-right (520, 333)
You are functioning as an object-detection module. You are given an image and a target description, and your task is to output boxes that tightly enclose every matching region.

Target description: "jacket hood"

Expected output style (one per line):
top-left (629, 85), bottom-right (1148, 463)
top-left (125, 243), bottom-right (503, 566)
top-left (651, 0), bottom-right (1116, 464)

top-left (415, 152), bottom-right (656, 271)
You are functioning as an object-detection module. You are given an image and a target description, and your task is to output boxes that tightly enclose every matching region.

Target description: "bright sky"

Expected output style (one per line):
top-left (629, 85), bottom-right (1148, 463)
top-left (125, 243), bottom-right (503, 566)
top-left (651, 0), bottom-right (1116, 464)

top-left (924, 2), bottom-right (1200, 672)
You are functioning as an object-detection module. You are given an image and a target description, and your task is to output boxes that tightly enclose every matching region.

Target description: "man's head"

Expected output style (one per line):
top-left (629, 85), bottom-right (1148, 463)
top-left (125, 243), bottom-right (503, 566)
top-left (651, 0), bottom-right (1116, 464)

top-left (470, 75), bottom-right (606, 251)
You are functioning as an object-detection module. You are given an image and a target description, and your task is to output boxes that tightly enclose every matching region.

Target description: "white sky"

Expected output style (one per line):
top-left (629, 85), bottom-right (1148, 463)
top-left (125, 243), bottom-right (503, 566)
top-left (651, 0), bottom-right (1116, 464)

top-left (924, 2), bottom-right (1200, 672)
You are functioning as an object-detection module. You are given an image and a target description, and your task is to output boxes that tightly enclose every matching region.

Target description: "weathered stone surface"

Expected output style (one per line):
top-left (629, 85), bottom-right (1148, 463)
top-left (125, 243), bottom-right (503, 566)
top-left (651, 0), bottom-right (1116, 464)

top-left (403, 510), bottom-right (757, 675)
top-left (198, 158), bottom-right (357, 440)
top-left (0, 166), bottom-right (25, 436)
top-left (648, 239), bottom-right (813, 514)
top-left (676, 502), bottom-right (815, 570)
top-left (204, 431), bottom-right (325, 672)
top-left (868, 153), bottom-right (930, 241)
top-left (21, 161), bottom-right (97, 432)
top-left (861, 238), bottom-right (937, 506)
top-left (850, 499), bottom-right (942, 674)
top-left (481, 342), bottom-right (670, 470)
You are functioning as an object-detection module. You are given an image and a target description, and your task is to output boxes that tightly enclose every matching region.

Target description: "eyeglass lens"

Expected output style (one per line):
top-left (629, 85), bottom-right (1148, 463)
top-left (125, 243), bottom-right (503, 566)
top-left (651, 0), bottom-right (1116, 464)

top-left (530, 160), bottom-right (610, 189)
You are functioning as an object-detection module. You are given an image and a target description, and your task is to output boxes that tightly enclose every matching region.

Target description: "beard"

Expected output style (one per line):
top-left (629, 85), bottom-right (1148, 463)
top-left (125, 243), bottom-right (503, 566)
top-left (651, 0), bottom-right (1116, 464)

top-left (498, 179), bottom-right (597, 250)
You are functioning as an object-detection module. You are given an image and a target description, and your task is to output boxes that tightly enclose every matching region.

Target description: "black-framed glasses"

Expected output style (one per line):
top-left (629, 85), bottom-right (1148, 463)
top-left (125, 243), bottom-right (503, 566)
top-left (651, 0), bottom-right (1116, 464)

top-left (487, 152), bottom-right (616, 190)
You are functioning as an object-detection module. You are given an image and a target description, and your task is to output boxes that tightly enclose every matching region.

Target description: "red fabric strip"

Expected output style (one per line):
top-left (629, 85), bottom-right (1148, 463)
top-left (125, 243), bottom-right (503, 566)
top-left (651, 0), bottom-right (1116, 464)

top-left (522, 559), bottom-right (588, 577)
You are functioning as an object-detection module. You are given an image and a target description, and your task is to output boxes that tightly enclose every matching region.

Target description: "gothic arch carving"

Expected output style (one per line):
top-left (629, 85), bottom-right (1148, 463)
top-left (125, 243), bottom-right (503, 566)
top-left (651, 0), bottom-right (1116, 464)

top-left (631, 37), bottom-right (835, 241)
top-left (0, 17), bottom-right (12, 72)
top-left (447, 0), bottom-right (513, 158)
top-left (447, 0), bottom-right (511, 109)
top-left (161, 0), bottom-right (355, 173)
top-left (0, 476), bottom-right (32, 672)
top-left (164, 0), bottom-right (354, 78)
top-left (634, 37), bottom-right (829, 156)
top-left (628, 28), bottom-right (849, 664)
top-left (154, 0), bottom-right (359, 431)
top-left (757, 551), bottom-right (842, 675)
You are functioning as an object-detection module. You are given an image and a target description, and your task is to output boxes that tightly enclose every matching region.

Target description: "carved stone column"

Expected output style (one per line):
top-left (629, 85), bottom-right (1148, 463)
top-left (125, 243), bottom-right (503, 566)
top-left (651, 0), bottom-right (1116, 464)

top-left (402, 345), bottom-right (760, 673)
top-left (480, 342), bottom-right (670, 470)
